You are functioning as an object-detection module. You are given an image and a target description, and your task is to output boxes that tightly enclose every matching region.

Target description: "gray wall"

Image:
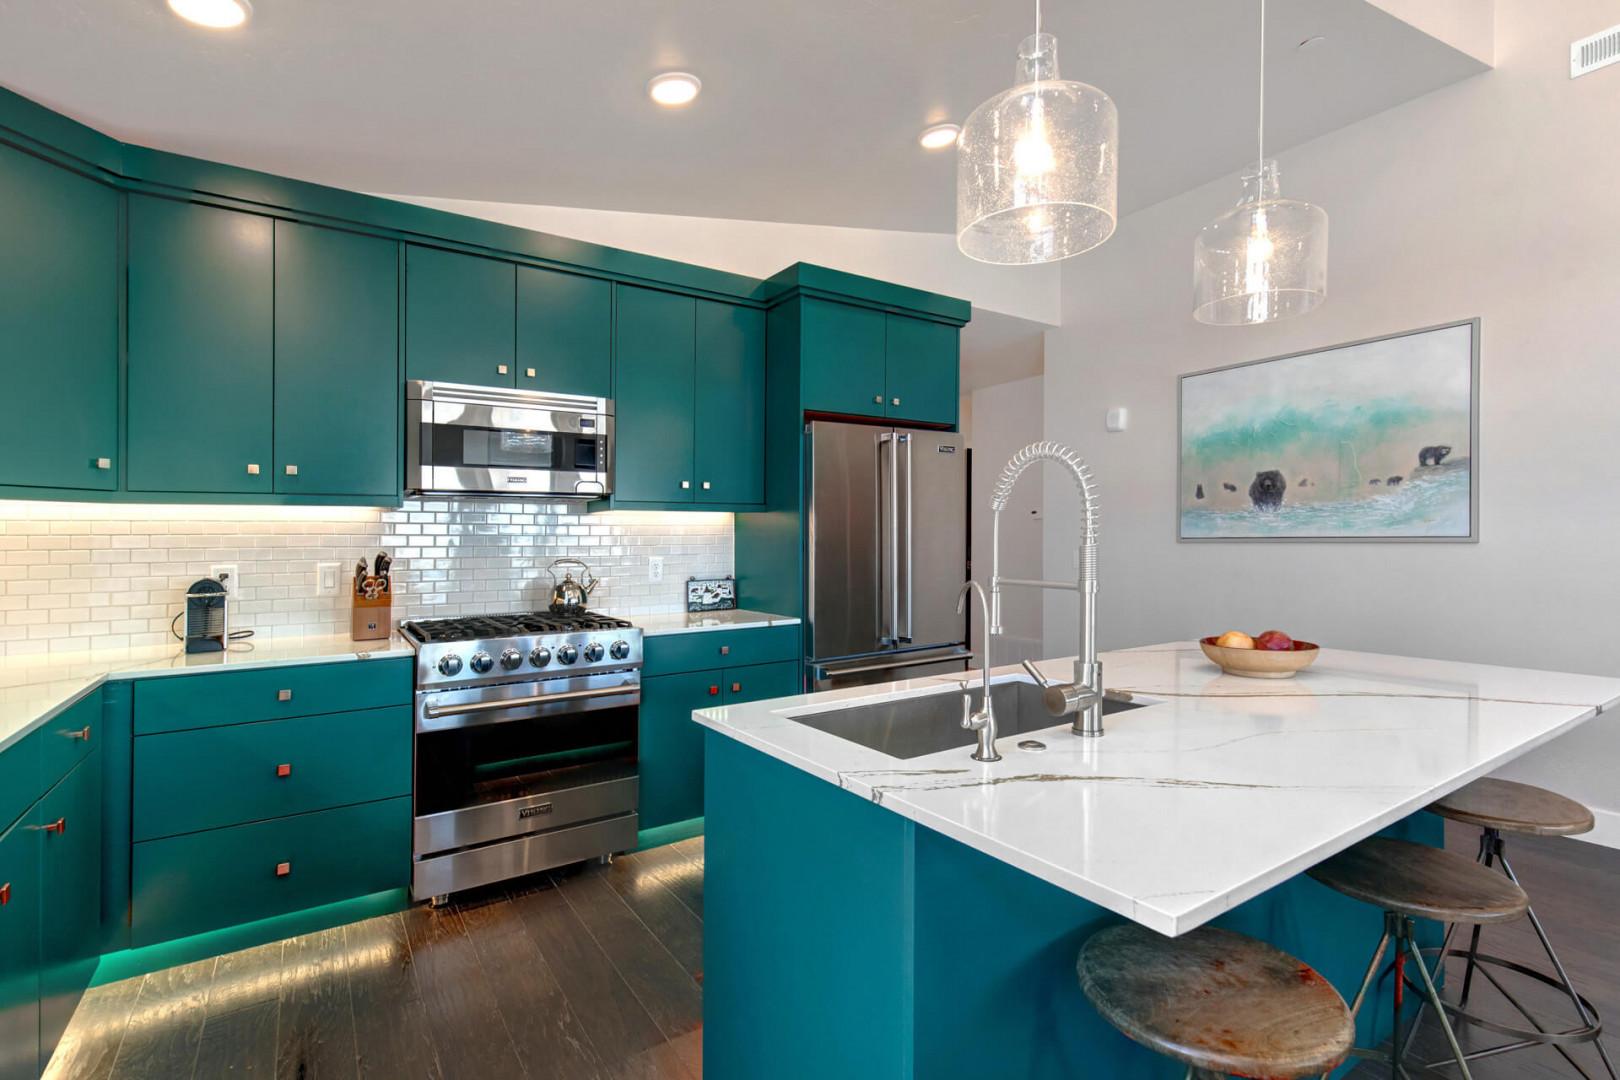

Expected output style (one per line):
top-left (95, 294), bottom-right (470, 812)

top-left (969, 375), bottom-right (1046, 666)
top-left (1042, 0), bottom-right (1620, 841)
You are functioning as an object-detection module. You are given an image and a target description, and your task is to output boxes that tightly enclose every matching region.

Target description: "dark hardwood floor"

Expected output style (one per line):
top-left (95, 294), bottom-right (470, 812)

top-left (50, 825), bottom-right (1619, 1079)
top-left (48, 837), bottom-right (705, 1080)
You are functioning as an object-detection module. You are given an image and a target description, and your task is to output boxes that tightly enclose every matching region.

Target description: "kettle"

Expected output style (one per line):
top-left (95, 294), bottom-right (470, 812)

top-left (547, 558), bottom-right (599, 615)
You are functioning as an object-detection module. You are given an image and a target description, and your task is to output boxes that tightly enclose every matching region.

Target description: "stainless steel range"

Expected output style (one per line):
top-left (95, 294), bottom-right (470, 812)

top-left (403, 610), bottom-right (643, 902)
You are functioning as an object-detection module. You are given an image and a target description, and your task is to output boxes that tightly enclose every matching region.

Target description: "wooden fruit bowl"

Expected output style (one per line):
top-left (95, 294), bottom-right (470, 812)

top-left (1199, 637), bottom-right (1321, 679)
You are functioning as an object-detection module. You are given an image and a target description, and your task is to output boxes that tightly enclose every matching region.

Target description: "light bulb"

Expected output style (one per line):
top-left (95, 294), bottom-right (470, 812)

top-left (1246, 233), bottom-right (1274, 261)
top-left (1013, 131), bottom-right (1055, 177)
top-left (167, 0), bottom-right (250, 28)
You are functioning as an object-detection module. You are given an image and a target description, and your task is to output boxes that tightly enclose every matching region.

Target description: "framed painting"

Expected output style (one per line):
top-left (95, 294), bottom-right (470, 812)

top-left (1178, 319), bottom-right (1479, 542)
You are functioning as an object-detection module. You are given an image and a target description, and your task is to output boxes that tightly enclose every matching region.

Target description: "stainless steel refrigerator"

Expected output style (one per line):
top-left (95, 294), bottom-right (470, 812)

top-left (804, 420), bottom-right (970, 690)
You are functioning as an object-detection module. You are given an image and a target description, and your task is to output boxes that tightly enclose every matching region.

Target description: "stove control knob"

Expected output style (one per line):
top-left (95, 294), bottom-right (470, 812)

top-left (469, 651), bottom-right (494, 674)
top-left (499, 648), bottom-right (523, 671)
top-left (583, 641), bottom-right (605, 663)
top-left (437, 654), bottom-right (464, 677)
top-left (529, 646), bottom-right (552, 668)
top-left (609, 639), bottom-right (631, 660)
top-left (557, 644), bottom-right (579, 665)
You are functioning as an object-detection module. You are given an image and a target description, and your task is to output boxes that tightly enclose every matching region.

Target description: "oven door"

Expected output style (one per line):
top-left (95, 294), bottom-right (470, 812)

top-left (407, 384), bottom-right (614, 497)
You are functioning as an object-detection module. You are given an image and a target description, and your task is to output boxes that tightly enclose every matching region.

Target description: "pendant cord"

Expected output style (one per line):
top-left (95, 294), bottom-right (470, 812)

top-left (1256, 0), bottom-right (1266, 172)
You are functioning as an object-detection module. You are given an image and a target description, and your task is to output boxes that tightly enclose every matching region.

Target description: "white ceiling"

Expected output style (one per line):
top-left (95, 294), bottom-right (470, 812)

top-left (0, 0), bottom-right (1484, 233)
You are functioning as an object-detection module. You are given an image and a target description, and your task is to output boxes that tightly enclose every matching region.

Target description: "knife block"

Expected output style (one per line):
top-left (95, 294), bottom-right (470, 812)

top-left (352, 593), bottom-right (392, 642)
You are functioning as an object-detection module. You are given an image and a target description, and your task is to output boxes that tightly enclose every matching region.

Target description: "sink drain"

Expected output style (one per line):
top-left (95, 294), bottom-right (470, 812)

top-left (1016, 739), bottom-right (1047, 753)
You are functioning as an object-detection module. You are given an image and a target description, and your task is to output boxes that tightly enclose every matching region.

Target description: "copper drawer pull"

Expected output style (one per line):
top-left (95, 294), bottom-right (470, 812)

top-left (708, 685), bottom-right (720, 696)
top-left (0, 883), bottom-right (10, 906)
top-left (719, 645), bottom-right (730, 656)
top-left (277, 689), bottom-right (293, 702)
top-left (43, 818), bottom-right (66, 835)
top-left (275, 862), bottom-right (291, 877)
top-left (65, 725), bottom-right (91, 742)
top-left (275, 763), bottom-right (292, 778)
top-left (730, 682), bottom-right (742, 693)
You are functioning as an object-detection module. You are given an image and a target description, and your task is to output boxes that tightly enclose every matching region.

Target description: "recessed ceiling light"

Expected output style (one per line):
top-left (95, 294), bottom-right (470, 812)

top-left (167, 0), bottom-right (251, 28)
top-left (647, 72), bottom-right (702, 107)
top-left (919, 123), bottom-right (961, 150)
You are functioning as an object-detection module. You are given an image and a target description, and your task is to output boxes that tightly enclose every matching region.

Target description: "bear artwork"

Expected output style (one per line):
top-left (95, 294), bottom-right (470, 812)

top-left (1248, 470), bottom-right (1287, 510)
top-left (1418, 445), bottom-right (1452, 467)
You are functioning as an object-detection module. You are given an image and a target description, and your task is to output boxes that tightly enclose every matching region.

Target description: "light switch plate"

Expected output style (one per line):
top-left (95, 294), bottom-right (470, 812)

top-left (315, 562), bottom-right (340, 596)
top-left (210, 564), bottom-right (240, 597)
top-left (1106, 407), bottom-right (1129, 432)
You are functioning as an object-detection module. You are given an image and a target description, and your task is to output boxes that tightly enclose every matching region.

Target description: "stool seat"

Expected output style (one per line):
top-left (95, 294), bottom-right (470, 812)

top-left (1077, 924), bottom-right (1353, 1079)
top-left (1430, 777), bottom-right (1595, 837)
top-left (1308, 837), bottom-right (1527, 924)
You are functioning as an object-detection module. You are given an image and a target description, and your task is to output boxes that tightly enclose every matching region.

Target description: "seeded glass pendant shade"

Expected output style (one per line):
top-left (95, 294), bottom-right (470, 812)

top-left (1192, 159), bottom-right (1328, 324)
top-left (956, 31), bottom-right (1118, 265)
top-left (1192, 0), bottom-right (1328, 325)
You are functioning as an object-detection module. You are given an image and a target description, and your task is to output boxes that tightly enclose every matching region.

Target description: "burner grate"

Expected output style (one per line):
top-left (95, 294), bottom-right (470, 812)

top-left (404, 610), bottom-right (634, 643)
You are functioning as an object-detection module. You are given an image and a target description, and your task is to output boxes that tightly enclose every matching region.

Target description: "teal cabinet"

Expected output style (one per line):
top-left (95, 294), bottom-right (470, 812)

top-left (723, 660), bottom-right (800, 704)
top-left (273, 221), bottom-right (400, 498)
top-left (613, 285), bottom-right (696, 503)
top-left (36, 753), bottom-right (100, 1072)
top-left (517, 266), bottom-right (611, 397)
top-left (694, 301), bottom-right (766, 506)
top-left (639, 670), bottom-right (716, 833)
top-left (127, 196), bottom-right (274, 494)
top-left (884, 314), bottom-right (959, 427)
top-left (133, 656), bottom-right (412, 735)
top-left (405, 245), bottom-right (515, 388)
top-left (643, 623), bottom-right (800, 678)
top-left (0, 145), bottom-right (118, 493)
top-left (0, 814), bottom-right (39, 1080)
top-left (800, 298), bottom-right (886, 419)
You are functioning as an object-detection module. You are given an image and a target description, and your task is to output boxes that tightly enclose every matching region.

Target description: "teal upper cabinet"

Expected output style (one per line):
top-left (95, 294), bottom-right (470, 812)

top-left (0, 145), bottom-right (118, 493)
top-left (800, 298), bottom-right (886, 419)
top-left (516, 266), bottom-right (611, 397)
top-left (613, 285), bottom-right (696, 503)
top-left (128, 196), bottom-right (274, 494)
top-left (274, 221), bottom-right (400, 499)
top-left (0, 812), bottom-right (39, 1080)
top-left (405, 245), bottom-right (515, 388)
top-left (884, 314), bottom-right (958, 427)
top-left (694, 300), bottom-right (766, 506)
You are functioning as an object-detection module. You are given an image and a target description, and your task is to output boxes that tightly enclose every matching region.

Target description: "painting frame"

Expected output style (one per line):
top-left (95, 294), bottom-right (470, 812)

top-left (1176, 318), bottom-right (1480, 543)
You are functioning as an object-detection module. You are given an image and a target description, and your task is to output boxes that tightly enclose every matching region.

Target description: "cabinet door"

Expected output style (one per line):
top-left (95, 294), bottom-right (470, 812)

top-left (884, 314), bottom-right (959, 426)
top-left (274, 222), bottom-right (400, 497)
top-left (517, 266), bottom-right (611, 397)
top-left (639, 670), bottom-right (717, 832)
top-left (405, 245), bottom-right (515, 388)
top-left (693, 301), bottom-right (765, 506)
top-left (614, 285), bottom-right (695, 503)
top-left (0, 816), bottom-right (39, 1080)
top-left (723, 660), bottom-right (801, 704)
top-left (800, 298), bottom-right (885, 419)
top-left (128, 197), bottom-right (274, 493)
top-left (0, 145), bottom-right (118, 491)
top-left (36, 752), bottom-right (100, 1073)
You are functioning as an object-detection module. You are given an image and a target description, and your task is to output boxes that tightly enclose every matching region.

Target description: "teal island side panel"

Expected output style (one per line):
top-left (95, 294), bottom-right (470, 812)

top-left (704, 733), bottom-right (1440, 1080)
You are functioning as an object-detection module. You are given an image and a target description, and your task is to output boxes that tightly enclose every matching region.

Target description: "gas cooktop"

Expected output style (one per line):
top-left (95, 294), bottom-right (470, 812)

top-left (403, 609), bottom-right (642, 689)
top-left (403, 611), bottom-right (633, 644)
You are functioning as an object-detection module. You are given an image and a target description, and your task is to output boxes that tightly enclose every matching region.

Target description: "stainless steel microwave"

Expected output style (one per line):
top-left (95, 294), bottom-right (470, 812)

top-left (406, 381), bottom-right (613, 498)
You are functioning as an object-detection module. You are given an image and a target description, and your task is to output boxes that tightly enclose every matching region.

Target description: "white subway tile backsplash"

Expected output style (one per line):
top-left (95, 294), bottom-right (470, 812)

top-left (0, 499), bottom-right (733, 654)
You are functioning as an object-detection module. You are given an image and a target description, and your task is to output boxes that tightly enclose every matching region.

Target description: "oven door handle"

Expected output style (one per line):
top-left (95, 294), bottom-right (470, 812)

top-left (422, 683), bottom-right (640, 721)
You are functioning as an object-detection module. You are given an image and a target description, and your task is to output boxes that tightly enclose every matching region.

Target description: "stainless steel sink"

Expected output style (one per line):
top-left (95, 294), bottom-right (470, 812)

top-left (786, 679), bottom-right (1147, 760)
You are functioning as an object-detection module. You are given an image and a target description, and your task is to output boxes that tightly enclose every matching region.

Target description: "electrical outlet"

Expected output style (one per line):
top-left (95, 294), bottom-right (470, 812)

top-left (648, 556), bottom-right (664, 583)
top-left (210, 564), bottom-right (240, 598)
top-left (315, 562), bottom-right (340, 596)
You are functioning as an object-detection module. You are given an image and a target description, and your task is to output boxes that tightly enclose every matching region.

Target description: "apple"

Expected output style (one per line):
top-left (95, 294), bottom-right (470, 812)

top-left (1254, 629), bottom-right (1295, 651)
top-left (1215, 630), bottom-right (1255, 649)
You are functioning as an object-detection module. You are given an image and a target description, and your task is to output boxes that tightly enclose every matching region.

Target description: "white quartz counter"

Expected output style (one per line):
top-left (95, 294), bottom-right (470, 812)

top-left (693, 641), bottom-right (1620, 936)
top-left (0, 633), bottom-right (414, 754)
top-left (621, 609), bottom-right (800, 636)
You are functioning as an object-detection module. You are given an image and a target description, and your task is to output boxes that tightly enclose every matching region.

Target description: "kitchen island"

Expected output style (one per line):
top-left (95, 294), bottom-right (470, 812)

top-left (694, 642), bottom-right (1620, 1079)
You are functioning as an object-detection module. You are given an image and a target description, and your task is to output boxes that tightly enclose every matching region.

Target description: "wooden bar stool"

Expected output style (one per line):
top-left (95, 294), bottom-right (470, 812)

top-left (1418, 778), bottom-right (1615, 1078)
top-left (1077, 923), bottom-right (1354, 1079)
top-left (1307, 835), bottom-right (1529, 1079)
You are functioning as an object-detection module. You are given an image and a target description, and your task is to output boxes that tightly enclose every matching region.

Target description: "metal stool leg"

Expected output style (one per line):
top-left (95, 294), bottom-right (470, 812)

top-left (1403, 917), bottom-right (1475, 1080)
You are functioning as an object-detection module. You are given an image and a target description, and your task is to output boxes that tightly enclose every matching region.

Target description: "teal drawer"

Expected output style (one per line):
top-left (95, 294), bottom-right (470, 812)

top-left (37, 690), bottom-right (99, 791)
top-left (131, 796), bottom-right (410, 947)
top-left (133, 705), bottom-right (411, 842)
top-left (723, 660), bottom-right (802, 704)
top-left (643, 624), bottom-right (800, 677)
top-left (0, 731), bottom-right (41, 836)
top-left (133, 657), bottom-right (411, 735)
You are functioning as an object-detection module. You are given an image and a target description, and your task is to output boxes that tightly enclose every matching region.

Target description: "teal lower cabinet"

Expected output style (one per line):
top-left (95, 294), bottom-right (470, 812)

top-left (36, 752), bottom-right (101, 1072)
top-left (0, 812), bottom-right (40, 1080)
top-left (131, 796), bottom-right (410, 948)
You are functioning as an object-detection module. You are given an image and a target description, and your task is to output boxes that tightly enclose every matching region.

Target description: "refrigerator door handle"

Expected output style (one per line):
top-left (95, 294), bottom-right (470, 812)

top-left (900, 433), bottom-right (914, 643)
top-left (878, 432), bottom-right (896, 645)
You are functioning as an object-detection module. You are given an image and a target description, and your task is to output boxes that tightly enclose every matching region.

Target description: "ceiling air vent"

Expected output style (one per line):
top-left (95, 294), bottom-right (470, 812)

top-left (1571, 24), bottom-right (1620, 78)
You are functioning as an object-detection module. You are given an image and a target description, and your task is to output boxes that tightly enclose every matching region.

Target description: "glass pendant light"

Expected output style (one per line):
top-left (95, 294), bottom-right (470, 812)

top-left (956, 0), bottom-right (1118, 265)
top-left (1193, 0), bottom-right (1328, 325)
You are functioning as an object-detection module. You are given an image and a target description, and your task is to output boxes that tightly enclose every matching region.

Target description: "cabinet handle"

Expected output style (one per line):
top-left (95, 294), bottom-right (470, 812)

top-left (247, 463), bottom-right (261, 476)
top-left (730, 681), bottom-right (742, 693)
top-left (275, 763), bottom-right (292, 778)
top-left (0, 883), bottom-right (8, 906)
top-left (708, 685), bottom-right (720, 696)
top-left (892, 397), bottom-right (900, 406)
top-left (497, 364), bottom-right (510, 376)
top-left (285, 465), bottom-right (299, 476)
top-left (64, 725), bottom-right (91, 742)
top-left (873, 394), bottom-right (884, 405)
top-left (525, 367), bottom-right (536, 378)
top-left (680, 480), bottom-right (691, 490)
top-left (701, 481), bottom-right (712, 490)
top-left (275, 861), bottom-right (291, 878)
top-left (94, 457), bottom-right (111, 470)
top-left (43, 818), bottom-right (66, 836)
top-left (277, 689), bottom-right (293, 702)
top-left (719, 645), bottom-right (730, 656)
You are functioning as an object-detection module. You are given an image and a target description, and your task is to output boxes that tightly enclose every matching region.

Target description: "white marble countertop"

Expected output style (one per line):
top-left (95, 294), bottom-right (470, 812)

top-left (0, 633), bottom-right (414, 755)
top-left (621, 609), bottom-right (800, 636)
top-left (693, 641), bottom-right (1620, 936)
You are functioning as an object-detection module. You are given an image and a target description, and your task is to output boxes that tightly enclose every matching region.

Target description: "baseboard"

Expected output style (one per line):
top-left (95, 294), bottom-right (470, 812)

top-left (1573, 806), bottom-right (1620, 849)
